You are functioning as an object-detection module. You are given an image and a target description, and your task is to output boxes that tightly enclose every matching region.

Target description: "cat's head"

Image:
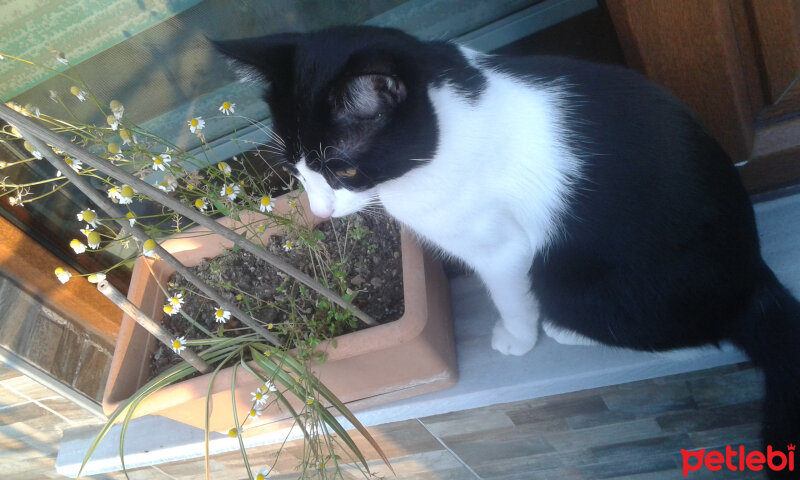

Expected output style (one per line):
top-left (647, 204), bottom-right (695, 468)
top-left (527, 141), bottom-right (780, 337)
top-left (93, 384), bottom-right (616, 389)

top-left (213, 26), bottom-right (447, 218)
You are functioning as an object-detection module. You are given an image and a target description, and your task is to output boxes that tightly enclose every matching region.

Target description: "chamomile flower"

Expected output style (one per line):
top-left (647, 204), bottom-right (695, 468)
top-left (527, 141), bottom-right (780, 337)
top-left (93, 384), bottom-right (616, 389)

top-left (171, 335), bottom-right (187, 354)
top-left (69, 85), bottom-right (87, 101)
top-left (107, 142), bottom-right (120, 155)
top-left (259, 196), bottom-right (273, 213)
top-left (54, 267), bottom-right (71, 284)
top-left (87, 272), bottom-right (106, 284)
top-left (194, 197), bottom-right (208, 212)
top-left (163, 303), bottom-right (178, 316)
top-left (219, 101), bottom-right (235, 115)
top-left (283, 240), bottom-right (293, 252)
top-left (118, 185), bottom-right (134, 204)
top-left (227, 427), bottom-right (242, 438)
top-left (107, 186), bottom-right (120, 201)
top-left (257, 225), bottom-right (266, 233)
top-left (70, 239), bottom-right (86, 254)
top-left (77, 209), bottom-right (99, 228)
top-left (125, 211), bottom-right (136, 227)
top-left (23, 141), bottom-right (43, 159)
top-left (80, 226), bottom-right (94, 237)
top-left (110, 100), bottom-right (124, 119)
top-left (119, 128), bottom-right (133, 145)
top-left (288, 199), bottom-right (297, 209)
top-left (251, 388), bottom-right (268, 406)
top-left (306, 396), bottom-right (314, 405)
top-left (263, 380), bottom-right (277, 393)
top-left (86, 231), bottom-right (101, 249)
top-left (56, 156), bottom-right (82, 177)
top-left (217, 162), bottom-right (231, 176)
top-left (214, 307), bottom-right (231, 323)
top-left (142, 239), bottom-right (157, 257)
top-left (255, 467), bottom-right (270, 480)
top-left (152, 153), bottom-right (171, 171)
top-left (168, 293), bottom-right (184, 307)
top-left (221, 183), bottom-right (240, 201)
top-left (248, 406), bottom-right (262, 419)
top-left (156, 174), bottom-right (178, 193)
top-left (106, 114), bottom-right (119, 131)
top-left (188, 117), bottom-right (205, 133)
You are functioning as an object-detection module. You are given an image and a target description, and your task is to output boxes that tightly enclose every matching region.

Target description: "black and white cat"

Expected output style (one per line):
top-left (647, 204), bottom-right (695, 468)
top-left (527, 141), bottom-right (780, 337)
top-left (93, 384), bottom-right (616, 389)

top-left (215, 26), bottom-right (800, 459)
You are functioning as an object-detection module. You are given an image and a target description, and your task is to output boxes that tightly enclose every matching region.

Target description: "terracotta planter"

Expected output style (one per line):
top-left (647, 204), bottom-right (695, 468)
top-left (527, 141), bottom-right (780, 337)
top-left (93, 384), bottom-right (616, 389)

top-left (102, 194), bottom-right (457, 432)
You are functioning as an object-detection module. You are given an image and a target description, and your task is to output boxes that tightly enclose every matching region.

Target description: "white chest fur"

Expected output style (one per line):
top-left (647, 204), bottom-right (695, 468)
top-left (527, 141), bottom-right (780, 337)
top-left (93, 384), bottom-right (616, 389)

top-left (378, 62), bottom-right (578, 271)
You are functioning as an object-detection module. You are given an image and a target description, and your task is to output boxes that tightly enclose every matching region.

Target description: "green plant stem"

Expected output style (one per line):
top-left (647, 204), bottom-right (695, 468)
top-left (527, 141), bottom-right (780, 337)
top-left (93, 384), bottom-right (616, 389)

top-left (18, 127), bottom-right (282, 347)
top-left (0, 103), bottom-right (377, 327)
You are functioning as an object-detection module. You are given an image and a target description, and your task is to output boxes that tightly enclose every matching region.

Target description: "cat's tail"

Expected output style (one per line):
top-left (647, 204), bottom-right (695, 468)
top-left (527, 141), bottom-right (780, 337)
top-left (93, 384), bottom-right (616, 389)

top-left (731, 266), bottom-right (800, 459)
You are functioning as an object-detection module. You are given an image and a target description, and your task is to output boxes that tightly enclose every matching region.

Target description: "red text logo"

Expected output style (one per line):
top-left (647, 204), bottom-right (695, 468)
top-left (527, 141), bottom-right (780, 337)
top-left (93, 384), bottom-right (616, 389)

top-left (681, 444), bottom-right (795, 476)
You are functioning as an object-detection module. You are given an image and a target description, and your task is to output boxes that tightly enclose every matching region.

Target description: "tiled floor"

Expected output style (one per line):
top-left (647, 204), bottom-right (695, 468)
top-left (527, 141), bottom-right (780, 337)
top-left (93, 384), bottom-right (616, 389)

top-left (84, 362), bottom-right (764, 479)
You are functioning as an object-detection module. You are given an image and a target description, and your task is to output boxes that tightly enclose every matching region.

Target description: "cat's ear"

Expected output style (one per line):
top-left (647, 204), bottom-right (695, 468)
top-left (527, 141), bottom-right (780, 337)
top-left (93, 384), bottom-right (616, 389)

top-left (211, 34), bottom-right (300, 84)
top-left (334, 74), bottom-right (407, 120)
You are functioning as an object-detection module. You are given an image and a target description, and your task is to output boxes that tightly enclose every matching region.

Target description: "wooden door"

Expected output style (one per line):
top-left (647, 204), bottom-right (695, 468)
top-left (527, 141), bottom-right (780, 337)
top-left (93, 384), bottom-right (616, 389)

top-left (606, 0), bottom-right (800, 193)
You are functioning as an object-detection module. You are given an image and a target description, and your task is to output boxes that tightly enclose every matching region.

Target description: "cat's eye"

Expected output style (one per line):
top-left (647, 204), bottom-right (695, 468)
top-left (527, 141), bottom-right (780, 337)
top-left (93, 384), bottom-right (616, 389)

top-left (335, 168), bottom-right (357, 178)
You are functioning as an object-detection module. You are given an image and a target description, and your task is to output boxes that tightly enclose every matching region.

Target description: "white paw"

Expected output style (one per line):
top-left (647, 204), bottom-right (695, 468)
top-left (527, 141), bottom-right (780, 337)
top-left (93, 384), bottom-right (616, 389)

top-left (542, 321), bottom-right (599, 346)
top-left (491, 321), bottom-right (537, 356)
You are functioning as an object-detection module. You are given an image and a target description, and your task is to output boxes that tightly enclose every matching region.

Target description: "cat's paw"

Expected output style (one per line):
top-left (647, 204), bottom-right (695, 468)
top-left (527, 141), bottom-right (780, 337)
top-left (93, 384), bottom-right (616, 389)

top-left (491, 321), bottom-right (536, 356)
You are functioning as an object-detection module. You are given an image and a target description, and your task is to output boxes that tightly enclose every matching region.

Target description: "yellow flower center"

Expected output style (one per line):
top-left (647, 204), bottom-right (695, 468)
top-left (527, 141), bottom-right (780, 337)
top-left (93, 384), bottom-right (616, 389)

top-left (154, 157), bottom-right (163, 165)
top-left (82, 210), bottom-right (96, 222)
top-left (106, 115), bottom-right (116, 125)
top-left (65, 157), bottom-right (73, 166)
top-left (120, 129), bottom-right (132, 141)
top-left (70, 86), bottom-right (81, 96)
top-left (285, 241), bottom-right (292, 249)
top-left (265, 351), bottom-right (271, 356)
top-left (225, 187), bottom-right (234, 195)
top-left (258, 225), bottom-right (265, 232)
top-left (87, 273), bottom-right (101, 283)
top-left (23, 141), bottom-right (35, 153)
top-left (195, 199), bottom-right (205, 209)
top-left (307, 397), bottom-right (314, 405)
top-left (120, 185), bottom-right (134, 198)
top-left (164, 305), bottom-right (173, 314)
top-left (228, 428), bottom-right (238, 438)
top-left (143, 239), bottom-right (156, 252)
top-left (172, 340), bottom-right (181, 349)
top-left (250, 409), bottom-right (257, 416)
top-left (170, 297), bottom-right (180, 305)
top-left (110, 100), bottom-right (122, 110)
top-left (107, 142), bottom-right (120, 154)
top-left (87, 231), bottom-right (100, 247)
top-left (255, 392), bottom-right (263, 400)
top-left (261, 197), bottom-right (271, 206)
top-left (126, 211), bottom-right (135, 220)
top-left (222, 102), bottom-right (231, 110)
top-left (55, 267), bottom-right (66, 276)
top-left (216, 309), bottom-right (224, 318)
top-left (190, 118), bottom-right (199, 127)
top-left (256, 474), bottom-right (265, 480)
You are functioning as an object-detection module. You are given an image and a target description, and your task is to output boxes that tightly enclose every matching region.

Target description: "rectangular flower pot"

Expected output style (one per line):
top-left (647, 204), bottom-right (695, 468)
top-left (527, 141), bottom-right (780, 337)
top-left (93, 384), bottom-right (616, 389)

top-left (101, 194), bottom-right (457, 432)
